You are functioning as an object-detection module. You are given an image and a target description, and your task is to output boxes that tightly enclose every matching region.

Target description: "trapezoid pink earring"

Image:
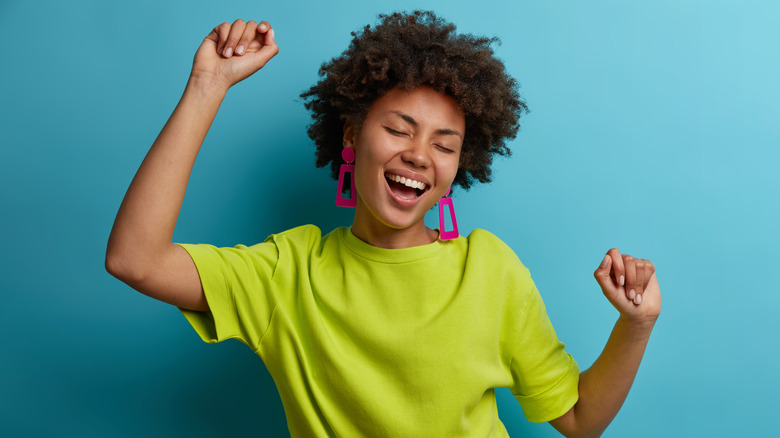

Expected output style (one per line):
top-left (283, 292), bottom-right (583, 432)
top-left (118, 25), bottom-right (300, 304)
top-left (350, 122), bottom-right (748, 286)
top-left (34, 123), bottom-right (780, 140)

top-left (438, 187), bottom-right (459, 240)
top-left (335, 146), bottom-right (357, 208)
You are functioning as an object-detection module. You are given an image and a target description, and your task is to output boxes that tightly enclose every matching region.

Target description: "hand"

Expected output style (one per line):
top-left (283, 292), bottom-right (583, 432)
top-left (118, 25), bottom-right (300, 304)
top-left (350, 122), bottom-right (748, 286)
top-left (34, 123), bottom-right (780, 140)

top-left (593, 248), bottom-right (661, 325)
top-left (190, 19), bottom-right (279, 91)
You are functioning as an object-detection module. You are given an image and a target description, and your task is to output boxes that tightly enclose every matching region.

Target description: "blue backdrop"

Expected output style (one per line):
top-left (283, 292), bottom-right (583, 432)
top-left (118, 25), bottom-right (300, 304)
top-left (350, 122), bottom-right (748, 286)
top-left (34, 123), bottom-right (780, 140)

top-left (2, 0), bottom-right (778, 436)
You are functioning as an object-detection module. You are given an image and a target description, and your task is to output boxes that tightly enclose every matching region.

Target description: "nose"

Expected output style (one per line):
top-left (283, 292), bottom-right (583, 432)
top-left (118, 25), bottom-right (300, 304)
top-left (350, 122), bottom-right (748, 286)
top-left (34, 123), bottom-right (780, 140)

top-left (400, 138), bottom-right (432, 169)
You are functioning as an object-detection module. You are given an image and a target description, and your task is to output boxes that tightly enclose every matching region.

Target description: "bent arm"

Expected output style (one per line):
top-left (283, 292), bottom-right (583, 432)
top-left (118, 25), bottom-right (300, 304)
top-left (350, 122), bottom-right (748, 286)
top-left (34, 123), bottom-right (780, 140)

top-left (550, 250), bottom-right (661, 437)
top-left (106, 20), bottom-right (277, 311)
top-left (550, 317), bottom-right (655, 438)
top-left (105, 78), bottom-right (228, 311)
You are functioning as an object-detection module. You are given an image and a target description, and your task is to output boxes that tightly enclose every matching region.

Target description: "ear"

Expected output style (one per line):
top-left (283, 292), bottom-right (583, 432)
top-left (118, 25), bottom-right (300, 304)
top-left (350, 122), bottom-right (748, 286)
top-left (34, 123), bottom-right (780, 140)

top-left (343, 119), bottom-right (356, 149)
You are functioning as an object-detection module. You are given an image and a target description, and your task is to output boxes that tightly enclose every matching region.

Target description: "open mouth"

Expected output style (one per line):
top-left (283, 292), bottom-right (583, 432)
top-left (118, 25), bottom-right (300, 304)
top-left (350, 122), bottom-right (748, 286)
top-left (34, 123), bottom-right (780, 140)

top-left (385, 172), bottom-right (428, 199)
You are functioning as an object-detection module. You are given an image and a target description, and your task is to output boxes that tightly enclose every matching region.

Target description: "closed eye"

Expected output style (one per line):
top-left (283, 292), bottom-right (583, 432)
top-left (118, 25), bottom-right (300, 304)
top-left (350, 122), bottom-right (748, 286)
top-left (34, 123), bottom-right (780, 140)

top-left (436, 144), bottom-right (455, 153)
top-left (385, 127), bottom-right (408, 136)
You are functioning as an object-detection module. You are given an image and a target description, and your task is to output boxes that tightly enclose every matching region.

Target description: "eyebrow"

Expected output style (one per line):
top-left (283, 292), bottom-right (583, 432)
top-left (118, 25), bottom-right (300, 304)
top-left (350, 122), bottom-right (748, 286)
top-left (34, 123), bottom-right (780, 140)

top-left (388, 110), bottom-right (463, 139)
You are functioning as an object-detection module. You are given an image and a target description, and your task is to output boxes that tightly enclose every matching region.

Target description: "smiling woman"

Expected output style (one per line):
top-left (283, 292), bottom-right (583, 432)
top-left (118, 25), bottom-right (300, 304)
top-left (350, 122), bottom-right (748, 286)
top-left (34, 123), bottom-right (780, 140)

top-left (106, 10), bottom-right (661, 438)
top-left (347, 86), bottom-right (465, 248)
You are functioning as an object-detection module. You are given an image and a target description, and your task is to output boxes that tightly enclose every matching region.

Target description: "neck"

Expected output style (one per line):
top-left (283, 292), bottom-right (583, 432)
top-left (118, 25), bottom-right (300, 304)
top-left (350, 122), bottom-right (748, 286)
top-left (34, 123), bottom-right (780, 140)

top-left (351, 206), bottom-right (438, 249)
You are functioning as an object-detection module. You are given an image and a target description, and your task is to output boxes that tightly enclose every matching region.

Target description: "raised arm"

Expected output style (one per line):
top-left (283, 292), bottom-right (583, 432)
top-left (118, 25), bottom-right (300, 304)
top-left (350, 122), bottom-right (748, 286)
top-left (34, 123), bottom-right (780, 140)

top-left (550, 249), bottom-right (661, 438)
top-left (105, 20), bottom-right (279, 311)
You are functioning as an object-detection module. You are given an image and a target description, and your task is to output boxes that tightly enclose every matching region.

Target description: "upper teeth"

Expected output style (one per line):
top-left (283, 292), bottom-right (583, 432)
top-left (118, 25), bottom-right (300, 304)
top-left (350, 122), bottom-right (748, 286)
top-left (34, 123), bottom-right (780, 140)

top-left (389, 174), bottom-right (427, 190)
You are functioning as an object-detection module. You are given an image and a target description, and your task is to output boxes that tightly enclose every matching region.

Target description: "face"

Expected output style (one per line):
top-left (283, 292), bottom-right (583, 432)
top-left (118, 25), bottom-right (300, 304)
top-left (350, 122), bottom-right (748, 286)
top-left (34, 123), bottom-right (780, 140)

top-left (344, 85), bottom-right (465, 241)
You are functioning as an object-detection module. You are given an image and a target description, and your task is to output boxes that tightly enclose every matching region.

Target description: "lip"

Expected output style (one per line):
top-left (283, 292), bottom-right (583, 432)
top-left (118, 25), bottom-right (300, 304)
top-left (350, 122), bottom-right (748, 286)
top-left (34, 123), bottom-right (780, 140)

top-left (383, 169), bottom-right (431, 207)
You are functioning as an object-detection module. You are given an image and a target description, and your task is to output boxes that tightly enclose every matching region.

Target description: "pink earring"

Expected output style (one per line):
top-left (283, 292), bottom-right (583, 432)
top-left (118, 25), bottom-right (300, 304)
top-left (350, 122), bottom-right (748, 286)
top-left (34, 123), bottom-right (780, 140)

top-left (335, 147), bottom-right (357, 208)
top-left (438, 187), bottom-right (459, 240)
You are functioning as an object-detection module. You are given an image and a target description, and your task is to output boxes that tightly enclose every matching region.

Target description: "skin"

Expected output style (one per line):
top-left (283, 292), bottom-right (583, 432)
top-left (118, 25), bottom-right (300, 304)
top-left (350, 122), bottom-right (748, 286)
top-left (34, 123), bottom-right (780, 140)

top-left (105, 19), bottom-right (660, 438)
top-left (105, 19), bottom-right (278, 311)
top-left (346, 86), bottom-right (465, 249)
top-left (549, 250), bottom-right (660, 438)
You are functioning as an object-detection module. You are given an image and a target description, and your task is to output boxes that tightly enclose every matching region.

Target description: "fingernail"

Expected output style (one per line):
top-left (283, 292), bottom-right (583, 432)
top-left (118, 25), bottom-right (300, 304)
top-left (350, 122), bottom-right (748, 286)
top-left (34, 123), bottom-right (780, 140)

top-left (224, 47), bottom-right (233, 57)
top-left (601, 255), bottom-right (609, 267)
top-left (259, 23), bottom-right (267, 31)
top-left (635, 294), bottom-right (643, 305)
top-left (236, 45), bottom-right (245, 55)
top-left (629, 289), bottom-right (636, 300)
top-left (620, 275), bottom-right (625, 286)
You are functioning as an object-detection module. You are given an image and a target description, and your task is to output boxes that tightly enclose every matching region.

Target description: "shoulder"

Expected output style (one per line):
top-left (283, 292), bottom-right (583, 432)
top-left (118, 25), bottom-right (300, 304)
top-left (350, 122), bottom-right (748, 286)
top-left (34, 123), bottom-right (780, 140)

top-left (270, 224), bottom-right (323, 240)
top-left (263, 225), bottom-right (352, 261)
top-left (263, 225), bottom-right (325, 249)
top-left (465, 228), bottom-right (510, 248)
top-left (464, 229), bottom-right (528, 269)
top-left (461, 229), bottom-right (536, 296)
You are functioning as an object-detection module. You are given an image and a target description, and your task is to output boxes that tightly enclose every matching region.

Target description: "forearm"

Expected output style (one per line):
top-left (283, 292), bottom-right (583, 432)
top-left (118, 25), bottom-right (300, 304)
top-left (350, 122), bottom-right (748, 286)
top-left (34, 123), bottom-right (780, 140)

top-left (106, 77), bottom-right (227, 278)
top-left (569, 317), bottom-right (656, 437)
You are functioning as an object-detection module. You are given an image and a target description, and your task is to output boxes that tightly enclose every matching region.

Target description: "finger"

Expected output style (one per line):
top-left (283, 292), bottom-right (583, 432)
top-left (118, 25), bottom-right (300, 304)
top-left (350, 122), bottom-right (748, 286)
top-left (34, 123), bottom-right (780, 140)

top-left (258, 20), bottom-right (271, 33)
top-left (645, 259), bottom-right (656, 279)
top-left (594, 254), bottom-right (616, 295)
top-left (234, 20), bottom-right (259, 56)
top-left (607, 248), bottom-right (625, 289)
top-left (245, 21), bottom-right (271, 52)
top-left (623, 255), bottom-right (636, 301)
top-left (206, 23), bottom-right (230, 53)
top-left (258, 22), bottom-right (277, 50)
top-left (205, 26), bottom-right (219, 43)
top-left (223, 19), bottom-right (248, 58)
top-left (634, 258), bottom-right (646, 305)
top-left (213, 22), bottom-right (231, 56)
top-left (238, 21), bottom-right (269, 52)
top-left (640, 258), bottom-right (655, 303)
top-left (253, 27), bottom-right (279, 69)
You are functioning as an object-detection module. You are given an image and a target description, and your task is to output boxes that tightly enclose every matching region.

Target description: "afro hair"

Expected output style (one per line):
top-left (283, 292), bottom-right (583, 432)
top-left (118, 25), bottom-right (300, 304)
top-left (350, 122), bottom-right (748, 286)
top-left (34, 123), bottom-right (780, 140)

top-left (301, 10), bottom-right (528, 189)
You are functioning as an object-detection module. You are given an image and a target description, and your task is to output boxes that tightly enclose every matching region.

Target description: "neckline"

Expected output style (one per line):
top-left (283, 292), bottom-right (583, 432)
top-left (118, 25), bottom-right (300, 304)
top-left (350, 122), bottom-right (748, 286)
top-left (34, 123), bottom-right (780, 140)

top-left (340, 227), bottom-right (451, 263)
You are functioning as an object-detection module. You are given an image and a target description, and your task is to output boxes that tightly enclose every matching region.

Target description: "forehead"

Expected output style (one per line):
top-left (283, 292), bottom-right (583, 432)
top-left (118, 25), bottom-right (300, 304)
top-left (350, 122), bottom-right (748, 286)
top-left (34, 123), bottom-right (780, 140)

top-left (365, 86), bottom-right (465, 131)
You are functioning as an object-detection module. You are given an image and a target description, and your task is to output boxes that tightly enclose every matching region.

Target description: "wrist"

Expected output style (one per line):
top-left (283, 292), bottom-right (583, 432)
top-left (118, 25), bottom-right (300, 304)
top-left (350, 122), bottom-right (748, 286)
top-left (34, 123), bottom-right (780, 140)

top-left (616, 314), bottom-right (657, 338)
top-left (185, 72), bottom-right (230, 98)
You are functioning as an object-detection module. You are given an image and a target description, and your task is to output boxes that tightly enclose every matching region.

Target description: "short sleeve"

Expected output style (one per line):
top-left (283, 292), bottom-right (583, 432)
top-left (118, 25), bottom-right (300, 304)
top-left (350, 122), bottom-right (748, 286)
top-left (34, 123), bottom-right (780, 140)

top-left (504, 266), bottom-right (580, 423)
top-left (175, 240), bottom-right (281, 349)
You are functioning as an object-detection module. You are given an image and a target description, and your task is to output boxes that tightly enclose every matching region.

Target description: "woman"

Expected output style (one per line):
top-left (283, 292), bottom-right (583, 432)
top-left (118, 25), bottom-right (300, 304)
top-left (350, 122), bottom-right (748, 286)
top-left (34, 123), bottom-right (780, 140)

top-left (106, 11), bottom-right (660, 437)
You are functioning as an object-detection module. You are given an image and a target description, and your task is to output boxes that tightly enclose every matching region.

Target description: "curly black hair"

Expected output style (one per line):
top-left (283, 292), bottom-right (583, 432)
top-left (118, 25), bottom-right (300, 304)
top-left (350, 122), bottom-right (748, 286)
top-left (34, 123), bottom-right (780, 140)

top-left (300, 10), bottom-right (527, 189)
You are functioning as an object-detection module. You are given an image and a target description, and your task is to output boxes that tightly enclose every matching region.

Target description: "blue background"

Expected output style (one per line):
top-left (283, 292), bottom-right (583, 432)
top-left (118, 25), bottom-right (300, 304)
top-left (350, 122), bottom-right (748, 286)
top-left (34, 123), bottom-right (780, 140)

top-left (2, 0), bottom-right (778, 436)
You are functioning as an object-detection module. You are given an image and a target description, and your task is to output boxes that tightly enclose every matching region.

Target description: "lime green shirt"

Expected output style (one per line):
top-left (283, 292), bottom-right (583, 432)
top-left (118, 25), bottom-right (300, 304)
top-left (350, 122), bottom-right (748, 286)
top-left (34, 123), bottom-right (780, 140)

top-left (178, 225), bottom-right (578, 437)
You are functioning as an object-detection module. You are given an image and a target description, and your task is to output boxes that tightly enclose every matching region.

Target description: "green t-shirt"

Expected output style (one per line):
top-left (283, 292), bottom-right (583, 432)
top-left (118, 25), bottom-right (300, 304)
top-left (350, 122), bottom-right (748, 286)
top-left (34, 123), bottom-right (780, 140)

top-left (178, 225), bottom-right (578, 437)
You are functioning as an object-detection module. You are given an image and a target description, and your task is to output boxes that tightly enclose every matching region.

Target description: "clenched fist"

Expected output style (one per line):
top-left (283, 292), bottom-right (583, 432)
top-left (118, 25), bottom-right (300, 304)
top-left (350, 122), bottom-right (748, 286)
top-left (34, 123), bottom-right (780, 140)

top-left (190, 19), bottom-right (279, 91)
top-left (594, 248), bottom-right (661, 325)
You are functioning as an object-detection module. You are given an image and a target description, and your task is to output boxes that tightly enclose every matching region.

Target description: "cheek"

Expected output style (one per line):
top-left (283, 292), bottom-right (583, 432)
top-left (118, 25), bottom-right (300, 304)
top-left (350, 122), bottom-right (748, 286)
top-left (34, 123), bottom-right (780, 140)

top-left (352, 153), bottom-right (381, 193)
top-left (441, 155), bottom-right (461, 185)
top-left (353, 138), bottom-right (397, 176)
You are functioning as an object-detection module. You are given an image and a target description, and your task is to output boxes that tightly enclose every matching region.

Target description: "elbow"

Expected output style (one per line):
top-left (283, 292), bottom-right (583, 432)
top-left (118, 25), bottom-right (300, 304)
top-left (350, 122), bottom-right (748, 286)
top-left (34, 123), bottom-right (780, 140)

top-left (550, 405), bottom-right (606, 438)
top-left (556, 424), bottom-right (604, 438)
top-left (105, 250), bottom-right (124, 279)
top-left (105, 247), bottom-right (147, 285)
top-left (564, 430), bottom-right (604, 438)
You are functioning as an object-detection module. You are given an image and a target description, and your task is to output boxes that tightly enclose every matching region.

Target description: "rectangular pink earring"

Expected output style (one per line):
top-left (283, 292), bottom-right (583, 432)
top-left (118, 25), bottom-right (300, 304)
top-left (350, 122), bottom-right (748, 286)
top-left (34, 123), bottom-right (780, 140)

top-left (336, 147), bottom-right (357, 208)
top-left (438, 187), bottom-right (459, 240)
